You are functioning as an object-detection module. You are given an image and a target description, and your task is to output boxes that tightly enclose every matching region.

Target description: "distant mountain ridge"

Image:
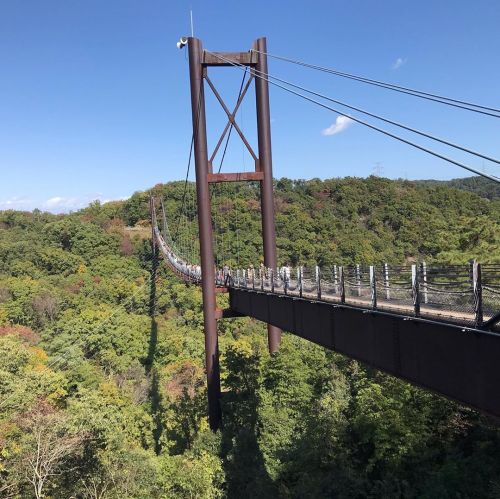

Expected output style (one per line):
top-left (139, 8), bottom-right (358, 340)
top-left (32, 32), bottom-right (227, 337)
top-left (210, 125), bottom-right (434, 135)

top-left (414, 176), bottom-right (499, 200)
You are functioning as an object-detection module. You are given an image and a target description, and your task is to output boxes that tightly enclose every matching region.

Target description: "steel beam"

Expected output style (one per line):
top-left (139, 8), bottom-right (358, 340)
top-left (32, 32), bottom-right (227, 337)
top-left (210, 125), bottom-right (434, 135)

top-left (207, 172), bottom-right (264, 183)
top-left (203, 51), bottom-right (257, 66)
top-left (184, 37), bottom-right (282, 431)
top-left (209, 75), bottom-right (254, 164)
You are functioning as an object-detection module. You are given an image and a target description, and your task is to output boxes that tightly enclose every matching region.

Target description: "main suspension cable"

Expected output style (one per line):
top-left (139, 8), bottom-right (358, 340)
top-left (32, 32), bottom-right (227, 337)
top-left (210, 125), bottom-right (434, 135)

top-left (206, 51), bottom-right (500, 184)
top-left (251, 49), bottom-right (500, 118)
top-left (241, 63), bottom-right (499, 166)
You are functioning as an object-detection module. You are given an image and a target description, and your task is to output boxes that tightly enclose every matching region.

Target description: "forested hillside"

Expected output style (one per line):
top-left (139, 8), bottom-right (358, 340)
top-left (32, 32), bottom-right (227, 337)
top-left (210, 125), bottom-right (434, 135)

top-left (123, 175), bottom-right (500, 266)
top-left (415, 176), bottom-right (500, 201)
top-left (1, 176), bottom-right (500, 498)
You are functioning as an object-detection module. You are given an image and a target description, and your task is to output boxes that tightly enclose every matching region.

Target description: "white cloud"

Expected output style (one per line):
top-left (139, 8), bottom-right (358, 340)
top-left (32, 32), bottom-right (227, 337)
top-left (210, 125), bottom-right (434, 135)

top-left (42, 194), bottom-right (129, 212)
top-left (45, 197), bottom-right (67, 207)
top-left (42, 196), bottom-right (85, 213)
top-left (392, 57), bottom-right (407, 69)
top-left (0, 197), bottom-right (34, 211)
top-left (0, 194), bottom-right (131, 214)
top-left (321, 115), bottom-right (353, 136)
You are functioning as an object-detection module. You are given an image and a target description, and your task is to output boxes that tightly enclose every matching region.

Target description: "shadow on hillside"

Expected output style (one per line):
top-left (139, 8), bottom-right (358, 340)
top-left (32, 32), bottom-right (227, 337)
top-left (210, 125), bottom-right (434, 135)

top-left (147, 246), bottom-right (162, 455)
top-left (220, 356), bottom-right (277, 498)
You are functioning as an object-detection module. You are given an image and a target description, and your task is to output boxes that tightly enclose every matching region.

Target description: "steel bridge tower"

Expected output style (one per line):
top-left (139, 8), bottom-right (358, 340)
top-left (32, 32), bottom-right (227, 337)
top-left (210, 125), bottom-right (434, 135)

top-left (186, 37), bottom-right (280, 430)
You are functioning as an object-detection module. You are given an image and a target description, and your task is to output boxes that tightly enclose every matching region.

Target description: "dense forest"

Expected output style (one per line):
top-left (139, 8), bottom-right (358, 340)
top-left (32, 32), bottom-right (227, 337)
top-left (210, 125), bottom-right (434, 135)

top-left (415, 176), bottom-right (500, 201)
top-left (1, 176), bottom-right (499, 498)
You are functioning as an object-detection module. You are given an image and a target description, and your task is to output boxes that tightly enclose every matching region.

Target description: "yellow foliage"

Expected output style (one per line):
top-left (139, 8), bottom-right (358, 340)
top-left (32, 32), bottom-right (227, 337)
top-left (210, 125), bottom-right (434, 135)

top-left (99, 381), bottom-right (120, 399)
top-left (47, 386), bottom-right (68, 403)
top-left (77, 263), bottom-right (88, 274)
top-left (199, 416), bottom-right (210, 433)
top-left (230, 338), bottom-right (253, 357)
top-left (0, 306), bottom-right (8, 326)
top-left (30, 347), bottom-right (48, 365)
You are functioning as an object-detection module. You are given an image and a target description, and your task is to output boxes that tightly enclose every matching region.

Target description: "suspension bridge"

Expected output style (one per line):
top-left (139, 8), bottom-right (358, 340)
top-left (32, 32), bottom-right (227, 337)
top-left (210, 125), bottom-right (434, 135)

top-left (153, 37), bottom-right (500, 430)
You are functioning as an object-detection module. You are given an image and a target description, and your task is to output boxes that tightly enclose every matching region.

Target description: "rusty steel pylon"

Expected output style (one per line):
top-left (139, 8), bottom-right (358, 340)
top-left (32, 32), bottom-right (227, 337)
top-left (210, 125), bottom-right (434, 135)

top-left (186, 37), bottom-right (280, 431)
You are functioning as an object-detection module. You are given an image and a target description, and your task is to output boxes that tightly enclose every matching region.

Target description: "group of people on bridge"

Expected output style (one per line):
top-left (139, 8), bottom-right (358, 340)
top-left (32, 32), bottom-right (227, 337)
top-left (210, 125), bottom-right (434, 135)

top-left (217, 263), bottom-right (293, 287)
top-left (155, 226), bottom-right (299, 287)
top-left (154, 228), bottom-right (201, 281)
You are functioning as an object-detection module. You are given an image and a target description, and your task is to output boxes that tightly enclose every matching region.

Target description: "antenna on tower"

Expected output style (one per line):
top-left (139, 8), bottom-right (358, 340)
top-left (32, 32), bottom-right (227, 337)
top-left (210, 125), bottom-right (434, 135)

top-left (190, 8), bottom-right (194, 37)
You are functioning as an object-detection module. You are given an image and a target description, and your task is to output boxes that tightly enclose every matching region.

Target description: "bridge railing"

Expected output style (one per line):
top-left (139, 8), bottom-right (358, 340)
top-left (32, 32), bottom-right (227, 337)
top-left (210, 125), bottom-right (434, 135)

top-left (483, 264), bottom-right (500, 323)
top-left (154, 226), bottom-right (499, 330)
top-left (230, 262), bottom-right (499, 329)
top-left (416, 264), bottom-right (474, 324)
top-left (154, 227), bottom-right (202, 283)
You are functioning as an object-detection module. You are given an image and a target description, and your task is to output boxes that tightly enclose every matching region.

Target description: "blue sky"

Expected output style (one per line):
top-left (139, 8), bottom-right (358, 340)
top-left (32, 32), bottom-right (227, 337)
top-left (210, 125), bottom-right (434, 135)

top-left (1, 0), bottom-right (499, 212)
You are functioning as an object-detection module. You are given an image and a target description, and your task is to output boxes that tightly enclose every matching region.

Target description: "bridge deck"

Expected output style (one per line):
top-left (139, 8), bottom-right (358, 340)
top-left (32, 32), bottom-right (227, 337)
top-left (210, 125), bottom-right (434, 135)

top-left (299, 290), bottom-right (493, 326)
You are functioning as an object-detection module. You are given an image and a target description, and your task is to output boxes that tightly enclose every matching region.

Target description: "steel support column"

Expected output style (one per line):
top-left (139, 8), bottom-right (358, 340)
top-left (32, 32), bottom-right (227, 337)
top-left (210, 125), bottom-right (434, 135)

top-left (254, 37), bottom-right (281, 353)
top-left (187, 37), bottom-right (221, 431)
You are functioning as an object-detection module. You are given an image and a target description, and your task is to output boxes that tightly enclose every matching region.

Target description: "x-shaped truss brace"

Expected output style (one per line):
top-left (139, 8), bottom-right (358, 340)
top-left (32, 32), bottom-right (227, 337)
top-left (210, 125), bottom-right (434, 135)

top-left (204, 72), bottom-right (258, 170)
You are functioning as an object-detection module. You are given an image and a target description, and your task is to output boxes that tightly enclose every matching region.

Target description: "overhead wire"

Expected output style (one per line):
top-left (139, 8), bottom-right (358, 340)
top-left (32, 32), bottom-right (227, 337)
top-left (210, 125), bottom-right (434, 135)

top-left (251, 49), bottom-right (500, 118)
top-left (235, 194), bottom-right (241, 269)
top-left (159, 197), bottom-right (181, 257)
top-left (188, 170), bottom-right (198, 264)
top-left (206, 51), bottom-right (500, 184)
top-left (174, 134), bottom-right (194, 247)
top-left (238, 62), bottom-right (500, 166)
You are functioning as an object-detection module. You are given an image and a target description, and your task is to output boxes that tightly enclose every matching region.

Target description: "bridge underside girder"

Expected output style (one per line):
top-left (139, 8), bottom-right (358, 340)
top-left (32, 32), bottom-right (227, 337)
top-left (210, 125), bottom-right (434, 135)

top-left (229, 288), bottom-right (500, 418)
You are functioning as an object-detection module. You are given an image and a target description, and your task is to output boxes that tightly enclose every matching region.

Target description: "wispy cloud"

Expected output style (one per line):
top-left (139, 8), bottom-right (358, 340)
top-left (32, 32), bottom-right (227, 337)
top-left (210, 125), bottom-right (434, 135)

top-left (0, 194), bottom-right (130, 214)
top-left (392, 57), bottom-right (407, 70)
top-left (44, 196), bottom-right (80, 209)
top-left (42, 194), bottom-right (128, 212)
top-left (0, 197), bottom-right (34, 211)
top-left (322, 115), bottom-right (353, 136)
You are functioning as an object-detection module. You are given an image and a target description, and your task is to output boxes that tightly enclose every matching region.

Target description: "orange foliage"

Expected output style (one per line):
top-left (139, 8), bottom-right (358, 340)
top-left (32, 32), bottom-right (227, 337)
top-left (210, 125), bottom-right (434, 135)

top-left (0, 325), bottom-right (40, 345)
top-left (165, 360), bottom-right (204, 399)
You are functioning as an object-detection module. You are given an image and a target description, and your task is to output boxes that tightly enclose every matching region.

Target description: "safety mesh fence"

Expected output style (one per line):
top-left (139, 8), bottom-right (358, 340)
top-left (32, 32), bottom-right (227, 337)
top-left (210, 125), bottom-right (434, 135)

top-left (418, 264), bottom-right (475, 326)
top-left (343, 265), bottom-right (372, 305)
top-left (154, 228), bottom-right (201, 284)
top-left (320, 266), bottom-right (342, 300)
top-left (285, 268), bottom-right (301, 296)
top-left (483, 264), bottom-right (500, 323)
top-left (300, 267), bottom-right (319, 298)
top-left (152, 226), bottom-right (499, 330)
top-left (374, 265), bottom-right (413, 312)
top-left (229, 263), bottom-right (499, 328)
